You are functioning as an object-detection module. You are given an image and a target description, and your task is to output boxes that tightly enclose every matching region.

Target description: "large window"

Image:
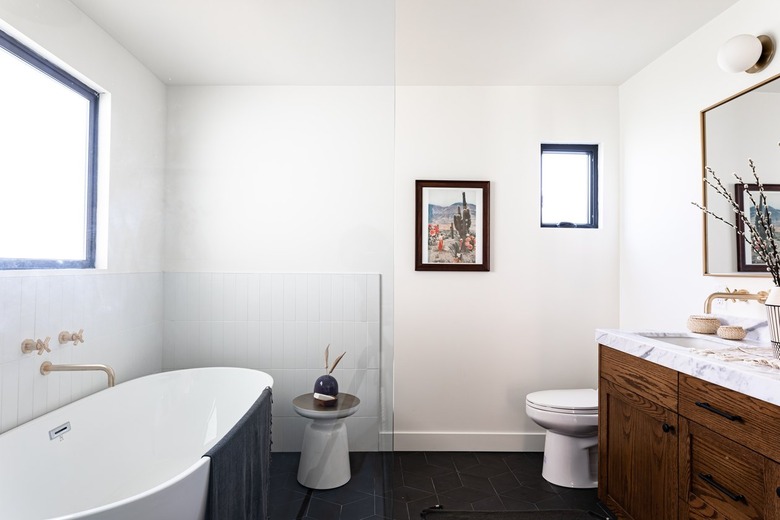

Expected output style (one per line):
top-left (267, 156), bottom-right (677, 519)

top-left (0, 30), bottom-right (99, 269)
top-left (540, 143), bottom-right (598, 228)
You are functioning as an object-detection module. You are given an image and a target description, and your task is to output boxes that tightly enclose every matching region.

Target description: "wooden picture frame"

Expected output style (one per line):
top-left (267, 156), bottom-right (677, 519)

top-left (735, 183), bottom-right (780, 273)
top-left (415, 180), bottom-right (490, 271)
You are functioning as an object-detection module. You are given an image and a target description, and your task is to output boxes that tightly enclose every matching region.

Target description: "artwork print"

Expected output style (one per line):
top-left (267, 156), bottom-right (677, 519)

top-left (415, 180), bottom-right (490, 271)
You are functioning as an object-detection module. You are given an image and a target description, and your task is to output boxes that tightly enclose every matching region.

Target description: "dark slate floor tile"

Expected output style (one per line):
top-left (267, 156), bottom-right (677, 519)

top-left (269, 451), bottom-right (604, 520)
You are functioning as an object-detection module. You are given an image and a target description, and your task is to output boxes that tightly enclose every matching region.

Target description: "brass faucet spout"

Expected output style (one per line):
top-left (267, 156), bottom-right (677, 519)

top-left (704, 289), bottom-right (769, 314)
top-left (40, 361), bottom-right (115, 388)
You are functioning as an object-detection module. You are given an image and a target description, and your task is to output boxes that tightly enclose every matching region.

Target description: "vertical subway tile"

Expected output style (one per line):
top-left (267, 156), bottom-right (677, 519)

top-left (355, 274), bottom-right (367, 322)
top-left (342, 275), bottom-right (356, 322)
top-left (16, 356), bottom-right (35, 425)
top-left (197, 273), bottom-right (213, 322)
top-left (295, 274), bottom-right (308, 323)
top-left (247, 322), bottom-right (261, 369)
top-left (307, 274), bottom-right (320, 322)
top-left (367, 274), bottom-right (380, 322)
top-left (294, 322), bottom-right (307, 369)
top-left (0, 362), bottom-right (19, 432)
top-left (283, 322), bottom-right (296, 369)
top-left (222, 322), bottom-right (237, 367)
top-left (354, 322), bottom-right (368, 370)
top-left (341, 322), bottom-right (356, 369)
top-left (185, 273), bottom-right (200, 321)
top-left (0, 278), bottom-right (22, 364)
top-left (307, 323), bottom-right (322, 370)
top-left (162, 321), bottom-right (175, 370)
top-left (271, 321), bottom-right (284, 369)
top-left (247, 273), bottom-right (261, 321)
top-left (367, 322), bottom-right (380, 369)
top-left (271, 275), bottom-right (284, 322)
top-left (259, 321), bottom-right (273, 369)
top-left (234, 274), bottom-right (249, 322)
top-left (319, 274), bottom-right (332, 322)
top-left (222, 273), bottom-right (237, 322)
top-left (235, 321), bottom-right (248, 368)
top-left (331, 275), bottom-right (344, 321)
top-left (283, 274), bottom-right (296, 322)
top-left (20, 276), bottom-right (36, 338)
top-left (210, 273), bottom-right (225, 323)
top-left (260, 274), bottom-right (273, 321)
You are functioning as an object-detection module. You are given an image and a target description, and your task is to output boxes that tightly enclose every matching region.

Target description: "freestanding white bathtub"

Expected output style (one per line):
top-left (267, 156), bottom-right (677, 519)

top-left (0, 367), bottom-right (273, 520)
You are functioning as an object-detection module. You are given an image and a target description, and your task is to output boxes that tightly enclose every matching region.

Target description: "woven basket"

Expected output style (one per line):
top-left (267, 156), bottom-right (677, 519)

top-left (716, 325), bottom-right (746, 340)
top-left (687, 315), bottom-right (720, 334)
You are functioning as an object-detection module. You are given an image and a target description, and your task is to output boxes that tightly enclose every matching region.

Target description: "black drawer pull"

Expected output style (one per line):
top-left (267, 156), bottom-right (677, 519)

top-left (698, 473), bottom-right (746, 503)
top-left (662, 423), bottom-right (673, 433)
top-left (694, 401), bottom-right (742, 421)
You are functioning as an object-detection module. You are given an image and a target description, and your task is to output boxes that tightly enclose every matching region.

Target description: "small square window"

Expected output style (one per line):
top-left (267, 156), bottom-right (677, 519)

top-left (540, 144), bottom-right (598, 228)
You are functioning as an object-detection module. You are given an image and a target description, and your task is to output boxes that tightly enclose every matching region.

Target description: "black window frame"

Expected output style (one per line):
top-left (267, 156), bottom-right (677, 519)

top-left (540, 143), bottom-right (598, 229)
top-left (0, 29), bottom-right (99, 269)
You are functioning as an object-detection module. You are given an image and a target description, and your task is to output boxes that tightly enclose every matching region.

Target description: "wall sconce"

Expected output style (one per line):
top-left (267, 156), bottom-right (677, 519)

top-left (717, 34), bottom-right (775, 73)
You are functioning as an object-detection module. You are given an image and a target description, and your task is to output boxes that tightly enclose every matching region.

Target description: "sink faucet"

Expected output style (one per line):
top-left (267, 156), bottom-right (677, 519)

top-left (40, 361), bottom-right (115, 388)
top-left (704, 288), bottom-right (769, 314)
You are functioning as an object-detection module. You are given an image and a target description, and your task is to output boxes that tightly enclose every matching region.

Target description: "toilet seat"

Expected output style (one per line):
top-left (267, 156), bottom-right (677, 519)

top-left (526, 389), bottom-right (598, 414)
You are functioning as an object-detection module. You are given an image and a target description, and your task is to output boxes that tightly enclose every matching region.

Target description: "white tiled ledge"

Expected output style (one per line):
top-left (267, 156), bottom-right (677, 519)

top-left (596, 328), bottom-right (780, 407)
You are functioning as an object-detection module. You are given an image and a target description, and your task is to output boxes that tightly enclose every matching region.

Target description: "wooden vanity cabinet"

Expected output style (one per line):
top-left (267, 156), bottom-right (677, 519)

top-left (598, 346), bottom-right (679, 520)
top-left (599, 344), bottom-right (780, 520)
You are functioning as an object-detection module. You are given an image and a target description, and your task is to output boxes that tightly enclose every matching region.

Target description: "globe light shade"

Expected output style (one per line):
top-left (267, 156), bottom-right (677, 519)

top-left (717, 34), bottom-right (775, 73)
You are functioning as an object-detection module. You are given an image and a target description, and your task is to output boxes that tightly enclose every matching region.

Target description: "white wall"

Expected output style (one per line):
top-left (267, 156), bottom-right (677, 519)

top-left (0, 0), bottom-right (166, 433)
top-left (393, 86), bottom-right (620, 450)
top-left (164, 86), bottom-right (396, 449)
top-left (620, 0), bottom-right (780, 329)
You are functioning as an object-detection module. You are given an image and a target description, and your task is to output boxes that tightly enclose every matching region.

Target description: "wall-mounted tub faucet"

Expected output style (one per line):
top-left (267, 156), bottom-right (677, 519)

top-left (40, 361), bottom-right (115, 388)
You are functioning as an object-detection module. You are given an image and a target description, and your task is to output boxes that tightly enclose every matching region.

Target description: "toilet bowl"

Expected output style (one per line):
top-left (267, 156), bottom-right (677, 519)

top-left (525, 388), bottom-right (598, 489)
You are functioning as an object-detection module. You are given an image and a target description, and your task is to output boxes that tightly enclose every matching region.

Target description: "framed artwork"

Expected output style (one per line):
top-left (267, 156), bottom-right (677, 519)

top-left (415, 180), bottom-right (490, 271)
top-left (735, 183), bottom-right (780, 272)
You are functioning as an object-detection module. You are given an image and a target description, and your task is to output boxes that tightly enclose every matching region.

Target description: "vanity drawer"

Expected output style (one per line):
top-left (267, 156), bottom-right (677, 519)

top-left (679, 373), bottom-right (780, 462)
top-left (599, 345), bottom-right (677, 411)
top-left (680, 419), bottom-right (776, 520)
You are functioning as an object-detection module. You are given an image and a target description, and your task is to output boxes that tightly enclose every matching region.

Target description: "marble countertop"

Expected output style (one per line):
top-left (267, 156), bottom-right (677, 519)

top-left (596, 328), bottom-right (780, 407)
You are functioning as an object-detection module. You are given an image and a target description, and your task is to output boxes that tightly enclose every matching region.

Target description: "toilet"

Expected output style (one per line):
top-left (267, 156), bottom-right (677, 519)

top-left (525, 388), bottom-right (598, 489)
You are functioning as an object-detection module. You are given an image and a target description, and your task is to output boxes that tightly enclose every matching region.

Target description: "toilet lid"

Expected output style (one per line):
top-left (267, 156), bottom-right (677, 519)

top-left (526, 389), bottom-right (598, 414)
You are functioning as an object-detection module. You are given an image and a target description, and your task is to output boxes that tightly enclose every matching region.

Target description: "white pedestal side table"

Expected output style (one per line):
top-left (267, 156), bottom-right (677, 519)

top-left (292, 392), bottom-right (360, 489)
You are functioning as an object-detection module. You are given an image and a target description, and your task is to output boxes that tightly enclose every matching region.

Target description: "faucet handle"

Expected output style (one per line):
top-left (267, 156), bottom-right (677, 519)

top-left (22, 337), bottom-right (51, 355)
top-left (58, 329), bottom-right (84, 345)
top-left (36, 337), bottom-right (51, 354)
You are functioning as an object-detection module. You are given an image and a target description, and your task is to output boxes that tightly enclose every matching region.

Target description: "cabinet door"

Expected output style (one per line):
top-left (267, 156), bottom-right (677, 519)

top-left (599, 377), bottom-right (678, 520)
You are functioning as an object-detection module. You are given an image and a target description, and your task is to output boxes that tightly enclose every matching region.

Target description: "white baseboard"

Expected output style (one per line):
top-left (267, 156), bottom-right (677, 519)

top-left (392, 431), bottom-right (546, 452)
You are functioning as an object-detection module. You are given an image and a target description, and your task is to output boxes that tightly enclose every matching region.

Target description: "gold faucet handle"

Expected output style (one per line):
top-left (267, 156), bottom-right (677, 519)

top-left (22, 337), bottom-right (51, 355)
top-left (36, 337), bottom-right (51, 354)
top-left (58, 329), bottom-right (84, 345)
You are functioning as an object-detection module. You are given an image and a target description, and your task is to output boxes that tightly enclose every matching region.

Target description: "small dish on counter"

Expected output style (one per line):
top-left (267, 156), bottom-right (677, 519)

top-left (687, 314), bottom-right (721, 334)
top-left (716, 325), bottom-right (747, 340)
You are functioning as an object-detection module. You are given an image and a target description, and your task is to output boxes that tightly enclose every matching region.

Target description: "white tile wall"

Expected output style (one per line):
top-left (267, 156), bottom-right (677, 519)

top-left (163, 273), bottom-right (382, 451)
top-left (0, 272), bottom-right (163, 434)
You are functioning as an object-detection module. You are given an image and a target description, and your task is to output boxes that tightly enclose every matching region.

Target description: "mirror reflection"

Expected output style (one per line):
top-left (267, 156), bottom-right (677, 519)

top-left (703, 73), bottom-right (780, 275)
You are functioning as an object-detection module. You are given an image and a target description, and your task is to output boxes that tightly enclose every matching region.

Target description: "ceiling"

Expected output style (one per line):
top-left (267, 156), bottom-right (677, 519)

top-left (68, 0), bottom-right (740, 86)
